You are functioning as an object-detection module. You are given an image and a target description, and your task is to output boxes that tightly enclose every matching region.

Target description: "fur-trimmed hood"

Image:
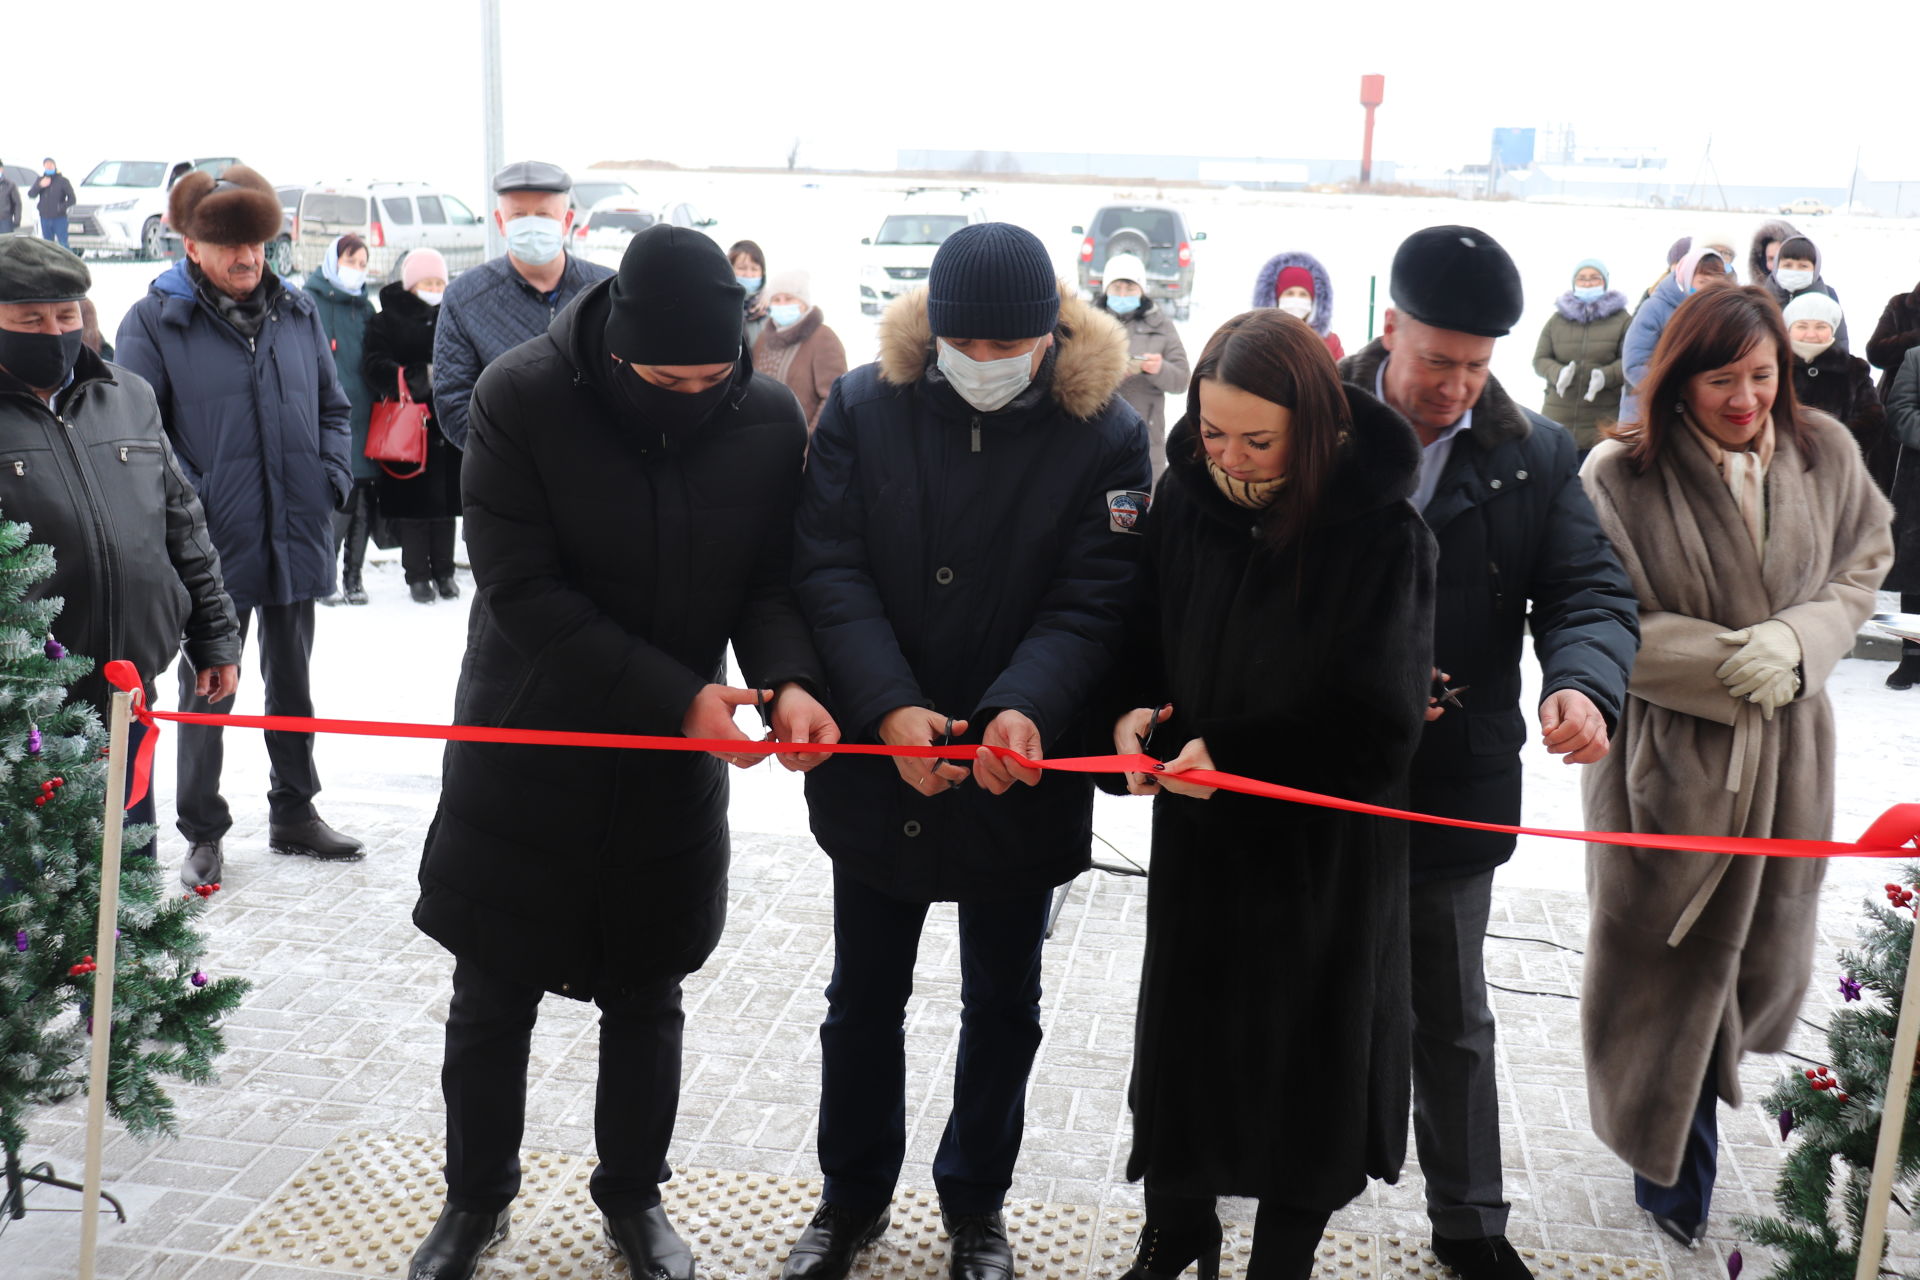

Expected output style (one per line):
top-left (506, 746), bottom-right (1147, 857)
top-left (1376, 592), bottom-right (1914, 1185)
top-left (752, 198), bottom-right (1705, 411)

top-left (1747, 218), bottom-right (1801, 285)
top-left (1252, 251), bottom-right (1335, 336)
top-left (877, 282), bottom-right (1130, 422)
top-left (1554, 290), bottom-right (1629, 323)
top-left (1338, 338), bottom-right (1531, 452)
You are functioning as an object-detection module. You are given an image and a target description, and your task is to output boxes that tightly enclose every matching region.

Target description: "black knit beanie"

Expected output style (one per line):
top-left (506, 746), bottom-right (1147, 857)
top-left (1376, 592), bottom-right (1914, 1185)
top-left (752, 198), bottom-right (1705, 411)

top-left (926, 222), bottom-right (1060, 340)
top-left (604, 225), bottom-right (745, 365)
top-left (1389, 225), bottom-right (1524, 338)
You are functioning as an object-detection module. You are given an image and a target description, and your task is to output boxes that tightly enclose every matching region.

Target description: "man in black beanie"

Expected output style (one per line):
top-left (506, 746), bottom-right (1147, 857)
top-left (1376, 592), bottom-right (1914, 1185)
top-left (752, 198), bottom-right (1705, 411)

top-left (409, 223), bottom-right (836, 1280)
top-left (1340, 228), bottom-right (1639, 1279)
top-left (784, 222), bottom-right (1149, 1280)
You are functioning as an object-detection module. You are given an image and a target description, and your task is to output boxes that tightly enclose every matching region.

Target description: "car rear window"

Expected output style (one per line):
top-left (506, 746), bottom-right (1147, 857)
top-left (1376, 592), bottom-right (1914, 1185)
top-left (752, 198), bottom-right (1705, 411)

top-left (303, 193), bottom-right (368, 225)
top-left (382, 197), bottom-right (415, 225)
top-left (876, 214), bottom-right (968, 246)
top-left (591, 210), bottom-right (656, 232)
top-left (1092, 207), bottom-right (1181, 245)
top-left (82, 161), bottom-right (169, 188)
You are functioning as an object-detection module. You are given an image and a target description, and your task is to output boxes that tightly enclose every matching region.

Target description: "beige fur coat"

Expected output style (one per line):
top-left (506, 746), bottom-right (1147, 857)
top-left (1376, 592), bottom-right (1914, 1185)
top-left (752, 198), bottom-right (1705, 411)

top-left (1578, 412), bottom-right (1893, 1186)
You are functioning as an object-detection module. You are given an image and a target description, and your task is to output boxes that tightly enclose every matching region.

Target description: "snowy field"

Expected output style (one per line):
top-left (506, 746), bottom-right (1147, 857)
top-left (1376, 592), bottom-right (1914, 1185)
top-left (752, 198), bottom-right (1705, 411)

top-left (73, 171), bottom-right (1919, 908)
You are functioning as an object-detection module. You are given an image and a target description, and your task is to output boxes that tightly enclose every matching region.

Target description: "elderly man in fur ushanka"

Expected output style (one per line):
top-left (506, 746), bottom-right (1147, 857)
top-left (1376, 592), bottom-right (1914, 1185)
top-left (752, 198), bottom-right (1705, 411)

top-left (116, 165), bottom-right (360, 890)
top-left (787, 222), bottom-right (1149, 1280)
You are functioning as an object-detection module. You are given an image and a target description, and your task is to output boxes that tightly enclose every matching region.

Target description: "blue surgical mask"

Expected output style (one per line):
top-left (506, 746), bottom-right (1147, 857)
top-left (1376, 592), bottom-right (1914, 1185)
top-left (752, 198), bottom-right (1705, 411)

top-left (1573, 285), bottom-right (1605, 302)
top-left (504, 215), bottom-right (565, 265)
top-left (737, 274), bottom-right (763, 294)
top-left (1107, 294), bottom-right (1141, 315)
top-left (43, 166), bottom-right (54, 176)
top-left (769, 302), bottom-right (805, 329)
top-left (936, 339), bottom-right (1036, 413)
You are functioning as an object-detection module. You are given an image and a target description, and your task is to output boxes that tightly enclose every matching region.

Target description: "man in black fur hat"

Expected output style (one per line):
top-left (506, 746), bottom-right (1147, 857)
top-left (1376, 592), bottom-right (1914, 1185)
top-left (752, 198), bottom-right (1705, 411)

top-left (116, 164), bottom-right (363, 889)
top-left (1339, 227), bottom-right (1639, 1279)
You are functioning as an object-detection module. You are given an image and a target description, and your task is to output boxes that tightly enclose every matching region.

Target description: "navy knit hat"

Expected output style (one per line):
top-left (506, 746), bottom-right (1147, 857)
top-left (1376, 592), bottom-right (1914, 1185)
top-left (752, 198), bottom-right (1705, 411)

top-left (1389, 225), bottom-right (1524, 338)
top-left (927, 223), bottom-right (1060, 340)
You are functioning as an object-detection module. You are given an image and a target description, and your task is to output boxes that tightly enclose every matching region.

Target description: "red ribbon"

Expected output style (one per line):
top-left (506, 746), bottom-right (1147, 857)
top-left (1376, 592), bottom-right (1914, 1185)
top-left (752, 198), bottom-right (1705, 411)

top-left (100, 661), bottom-right (1920, 860)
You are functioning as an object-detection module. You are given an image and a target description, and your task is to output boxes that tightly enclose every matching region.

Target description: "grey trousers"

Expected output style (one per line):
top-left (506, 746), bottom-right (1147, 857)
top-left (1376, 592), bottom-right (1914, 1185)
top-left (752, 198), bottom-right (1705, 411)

top-left (1409, 868), bottom-right (1509, 1240)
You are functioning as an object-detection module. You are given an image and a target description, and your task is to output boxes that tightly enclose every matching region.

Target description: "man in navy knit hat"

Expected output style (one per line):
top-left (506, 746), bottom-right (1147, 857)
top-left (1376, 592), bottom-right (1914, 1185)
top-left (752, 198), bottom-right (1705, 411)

top-left (786, 223), bottom-right (1150, 1280)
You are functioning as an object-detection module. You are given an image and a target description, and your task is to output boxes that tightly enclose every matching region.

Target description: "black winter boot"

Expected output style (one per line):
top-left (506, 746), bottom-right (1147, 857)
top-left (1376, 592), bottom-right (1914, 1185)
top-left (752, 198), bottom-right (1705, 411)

top-left (1890, 643), bottom-right (1920, 692)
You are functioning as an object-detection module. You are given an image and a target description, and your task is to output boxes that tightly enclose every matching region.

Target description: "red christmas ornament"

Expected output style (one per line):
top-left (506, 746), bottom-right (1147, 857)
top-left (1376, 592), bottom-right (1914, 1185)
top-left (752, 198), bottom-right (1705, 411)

top-left (190, 882), bottom-right (221, 898)
top-left (67, 955), bottom-right (97, 977)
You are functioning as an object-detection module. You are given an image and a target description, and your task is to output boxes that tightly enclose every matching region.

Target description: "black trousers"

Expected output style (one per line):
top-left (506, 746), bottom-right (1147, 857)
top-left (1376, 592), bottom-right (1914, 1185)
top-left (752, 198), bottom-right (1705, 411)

top-left (331, 481), bottom-right (374, 578)
top-left (1904, 593), bottom-right (1920, 662)
top-left (441, 956), bottom-right (684, 1217)
top-left (817, 863), bottom-right (1049, 1216)
top-left (396, 517), bottom-right (457, 585)
top-left (174, 602), bottom-right (320, 842)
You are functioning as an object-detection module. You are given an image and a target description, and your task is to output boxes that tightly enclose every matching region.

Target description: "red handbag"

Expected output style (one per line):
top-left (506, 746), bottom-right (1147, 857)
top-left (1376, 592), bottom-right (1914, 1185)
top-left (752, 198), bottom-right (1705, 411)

top-left (364, 368), bottom-right (429, 480)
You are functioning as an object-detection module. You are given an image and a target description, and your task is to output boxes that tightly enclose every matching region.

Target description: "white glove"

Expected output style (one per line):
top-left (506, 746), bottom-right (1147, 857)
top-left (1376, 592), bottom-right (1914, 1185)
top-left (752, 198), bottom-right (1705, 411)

top-left (1555, 362), bottom-right (1577, 396)
top-left (1584, 368), bottom-right (1606, 401)
top-left (1715, 620), bottom-right (1803, 720)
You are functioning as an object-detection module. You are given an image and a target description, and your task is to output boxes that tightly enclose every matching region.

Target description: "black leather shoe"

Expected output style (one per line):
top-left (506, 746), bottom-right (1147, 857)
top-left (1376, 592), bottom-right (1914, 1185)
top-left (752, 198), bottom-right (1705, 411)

top-left (1431, 1234), bottom-right (1534, 1279)
top-left (435, 575), bottom-right (461, 600)
top-left (944, 1211), bottom-right (1014, 1280)
top-left (408, 1205), bottom-right (510, 1279)
top-left (606, 1203), bottom-right (695, 1280)
top-left (180, 839), bottom-right (222, 888)
top-left (782, 1202), bottom-right (890, 1280)
top-left (410, 580), bottom-right (437, 604)
top-left (1648, 1213), bottom-right (1703, 1249)
top-left (268, 817), bottom-right (366, 862)
top-left (1888, 654), bottom-right (1920, 691)
top-left (1119, 1215), bottom-right (1222, 1280)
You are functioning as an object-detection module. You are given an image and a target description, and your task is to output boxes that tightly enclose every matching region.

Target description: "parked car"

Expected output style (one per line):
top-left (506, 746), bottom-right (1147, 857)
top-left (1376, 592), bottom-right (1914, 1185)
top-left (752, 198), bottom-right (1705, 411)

top-left (1779, 196), bottom-right (1831, 217)
top-left (2, 163), bottom-right (39, 237)
top-left (67, 156), bottom-right (239, 259)
top-left (858, 189), bottom-right (988, 316)
top-left (294, 180), bottom-right (486, 280)
top-left (1072, 203), bottom-right (1205, 320)
top-left (661, 201), bottom-right (719, 232)
top-left (566, 178), bottom-right (640, 254)
top-left (576, 197), bottom-right (659, 268)
top-left (266, 185), bottom-right (303, 275)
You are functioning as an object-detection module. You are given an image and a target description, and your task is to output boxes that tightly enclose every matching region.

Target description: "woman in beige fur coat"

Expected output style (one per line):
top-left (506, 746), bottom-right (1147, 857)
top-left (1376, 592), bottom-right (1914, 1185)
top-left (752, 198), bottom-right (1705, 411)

top-left (1578, 286), bottom-right (1893, 1249)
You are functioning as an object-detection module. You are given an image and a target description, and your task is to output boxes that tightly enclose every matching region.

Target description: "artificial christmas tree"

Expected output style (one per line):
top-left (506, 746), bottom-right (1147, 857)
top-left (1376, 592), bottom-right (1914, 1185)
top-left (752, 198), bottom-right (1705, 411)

top-left (0, 514), bottom-right (245, 1216)
top-left (1738, 867), bottom-right (1920, 1278)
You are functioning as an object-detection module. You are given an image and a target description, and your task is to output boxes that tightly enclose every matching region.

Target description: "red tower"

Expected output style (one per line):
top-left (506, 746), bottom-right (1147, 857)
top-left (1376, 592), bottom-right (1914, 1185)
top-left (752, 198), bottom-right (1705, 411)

top-left (1359, 75), bottom-right (1386, 186)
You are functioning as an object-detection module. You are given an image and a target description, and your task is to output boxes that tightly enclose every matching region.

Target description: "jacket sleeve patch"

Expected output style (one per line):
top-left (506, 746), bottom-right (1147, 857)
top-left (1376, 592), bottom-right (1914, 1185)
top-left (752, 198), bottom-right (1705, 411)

top-left (1107, 489), bottom-right (1150, 534)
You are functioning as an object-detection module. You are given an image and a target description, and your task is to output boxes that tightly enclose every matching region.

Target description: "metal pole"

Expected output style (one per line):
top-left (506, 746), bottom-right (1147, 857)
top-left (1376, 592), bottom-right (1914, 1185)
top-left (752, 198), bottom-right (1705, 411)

top-left (479, 0), bottom-right (506, 260)
top-left (1853, 920), bottom-right (1920, 1280)
top-left (1361, 106), bottom-right (1376, 187)
top-left (78, 691), bottom-right (133, 1280)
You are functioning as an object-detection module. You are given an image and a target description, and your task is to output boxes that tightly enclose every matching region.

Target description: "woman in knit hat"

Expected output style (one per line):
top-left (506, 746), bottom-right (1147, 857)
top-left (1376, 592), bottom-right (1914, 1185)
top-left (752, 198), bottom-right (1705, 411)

top-left (1622, 244), bottom-right (1735, 425)
top-left (365, 248), bottom-right (460, 602)
top-left (1782, 292), bottom-right (1889, 481)
top-left (1098, 251), bottom-right (1190, 475)
top-left (1764, 235), bottom-right (1849, 350)
top-left (752, 267), bottom-right (847, 433)
top-left (1532, 258), bottom-right (1630, 452)
top-left (1106, 308), bottom-right (1435, 1280)
top-left (307, 233), bottom-right (378, 603)
top-left (1251, 250), bottom-right (1344, 359)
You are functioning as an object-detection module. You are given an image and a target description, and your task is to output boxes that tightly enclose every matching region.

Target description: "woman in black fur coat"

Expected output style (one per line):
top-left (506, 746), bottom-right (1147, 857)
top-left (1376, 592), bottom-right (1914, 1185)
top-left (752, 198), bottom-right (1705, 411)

top-left (1106, 309), bottom-right (1436, 1280)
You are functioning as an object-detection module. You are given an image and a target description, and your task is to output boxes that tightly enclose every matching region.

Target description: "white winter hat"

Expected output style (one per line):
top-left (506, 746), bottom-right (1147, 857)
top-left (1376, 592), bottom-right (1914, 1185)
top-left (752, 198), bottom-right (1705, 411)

top-left (767, 268), bottom-right (811, 304)
top-left (1783, 291), bottom-right (1843, 330)
top-left (1103, 253), bottom-right (1148, 290)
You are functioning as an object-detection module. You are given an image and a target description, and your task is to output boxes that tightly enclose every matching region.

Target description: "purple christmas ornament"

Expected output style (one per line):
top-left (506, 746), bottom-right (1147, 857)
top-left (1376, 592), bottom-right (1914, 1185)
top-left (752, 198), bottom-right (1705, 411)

top-left (26, 725), bottom-right (40, 755)
top-left (190, 971), bottom-right (208, 988)
top-left (1840, 974), bottom-right (1863, 1002)
top-left (13, 929), bottom-right (26, 953)
top-left (1728, 1249), bottom-right (1742, 1280)
top-left (1778, 1108), bottom-right (1794, 1140)
top-left (43, 636), bottom-right (65, 660)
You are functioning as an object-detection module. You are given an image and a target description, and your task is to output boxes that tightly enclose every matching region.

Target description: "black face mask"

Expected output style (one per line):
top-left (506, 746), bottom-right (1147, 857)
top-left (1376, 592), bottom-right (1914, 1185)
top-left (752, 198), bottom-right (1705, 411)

top-left (613, 359), bottom-right (737, 446)
top-left (0, 328), bottom-right (84, 393)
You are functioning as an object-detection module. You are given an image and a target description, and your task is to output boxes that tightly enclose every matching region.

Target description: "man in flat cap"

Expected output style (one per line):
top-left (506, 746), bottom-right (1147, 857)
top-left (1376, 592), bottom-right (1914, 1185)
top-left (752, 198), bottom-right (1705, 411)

top-left (116, 164), bottom-right (363, 889)
top-left (0, 237), bottom-right (241, 849)
top-left (431, 160), bottom-right (613, 450)
top-left (1339, 228), bottom-right (1638, 1280)
top-left (409, 223), bottom-right (834, 1280)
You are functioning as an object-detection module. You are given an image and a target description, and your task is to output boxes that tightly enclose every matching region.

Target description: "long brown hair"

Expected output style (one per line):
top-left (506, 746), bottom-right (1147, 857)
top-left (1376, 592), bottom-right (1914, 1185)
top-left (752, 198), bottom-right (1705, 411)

top-left (1180, 308), bottom-right (1350, 550)
top-left (1610, 285), bottom-right (1818, 473)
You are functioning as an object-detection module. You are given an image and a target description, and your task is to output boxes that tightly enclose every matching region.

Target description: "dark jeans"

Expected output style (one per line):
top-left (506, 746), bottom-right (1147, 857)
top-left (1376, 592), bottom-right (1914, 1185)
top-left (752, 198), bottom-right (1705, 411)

top-left (441, 956), bottom-right (684, 1217)
top-left (1634, 1049), bottom-right (1719, 1224)
top-left (174, 602), bottom-right (320, 842)
top-left (818, 864), bottom-right (1049, 1216)
top-left (397, 517), bottom-right (457, 585)
top-left (41, 216), bottom-right (68, 248)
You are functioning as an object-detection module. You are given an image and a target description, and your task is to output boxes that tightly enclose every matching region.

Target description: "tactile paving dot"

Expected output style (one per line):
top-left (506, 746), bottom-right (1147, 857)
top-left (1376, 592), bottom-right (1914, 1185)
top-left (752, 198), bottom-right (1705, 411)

top-left (224, 1132), bottom-right (1670, 1277)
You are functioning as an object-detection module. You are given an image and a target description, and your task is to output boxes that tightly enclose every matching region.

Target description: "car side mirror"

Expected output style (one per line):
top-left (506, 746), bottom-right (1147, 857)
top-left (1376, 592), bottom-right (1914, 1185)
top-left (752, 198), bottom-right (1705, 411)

top-left (1070, 225), bottom-right (1084, 236)
top-left (1192, 231), bottom-right (1208, 242)
top-left (860, 237), bottom-right (871, 245)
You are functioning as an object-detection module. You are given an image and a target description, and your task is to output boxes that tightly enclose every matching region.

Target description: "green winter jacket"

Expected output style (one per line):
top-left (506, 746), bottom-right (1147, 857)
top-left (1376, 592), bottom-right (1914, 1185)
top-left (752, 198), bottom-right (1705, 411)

top-left (1532, 292), bottom-right (1631, 450)
top-left (304, 270), bottom-right (379, 480)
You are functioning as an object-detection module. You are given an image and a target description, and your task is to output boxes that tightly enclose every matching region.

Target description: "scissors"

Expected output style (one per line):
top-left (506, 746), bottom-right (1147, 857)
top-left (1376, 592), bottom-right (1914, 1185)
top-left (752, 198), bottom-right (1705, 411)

top-left (1433, 680), bottom-right (1470, 710)
top-left (1135, 702), bottom-right (1172, 758)
top-left (939, 716), bottom-right (965, 790)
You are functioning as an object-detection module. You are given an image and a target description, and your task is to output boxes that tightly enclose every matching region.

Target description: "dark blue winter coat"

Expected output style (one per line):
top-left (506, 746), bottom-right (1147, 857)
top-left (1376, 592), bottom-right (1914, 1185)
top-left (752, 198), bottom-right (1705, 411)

top-left (115, 261), bottom-right (353, 612)
top-left (793, 289), bottom-right (1151, 903)
top-left (1340, 341), bottom-right (1640, 884)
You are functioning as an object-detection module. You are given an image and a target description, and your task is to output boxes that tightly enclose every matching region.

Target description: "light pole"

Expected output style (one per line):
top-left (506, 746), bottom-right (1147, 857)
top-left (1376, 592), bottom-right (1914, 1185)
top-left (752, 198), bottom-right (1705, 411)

top-left (1359, 75), bottom-right (1385, 187)
top-left (480, 0), bottom-right (505, 259)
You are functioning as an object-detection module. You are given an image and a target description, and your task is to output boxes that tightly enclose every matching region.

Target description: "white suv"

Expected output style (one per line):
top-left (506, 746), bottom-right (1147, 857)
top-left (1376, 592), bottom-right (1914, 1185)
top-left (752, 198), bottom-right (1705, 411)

top-left (859, 189), bottom-right (988, 315)
top-left (68, 156), bottom-right (239, 259)
top-left (295, 181), bottom-right (487, 281)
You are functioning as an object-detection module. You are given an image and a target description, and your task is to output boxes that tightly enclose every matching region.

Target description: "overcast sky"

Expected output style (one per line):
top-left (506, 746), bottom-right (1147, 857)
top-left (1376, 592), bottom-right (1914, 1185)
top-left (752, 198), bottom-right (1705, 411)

top-left (14, 0), bottom-right (1917, 201)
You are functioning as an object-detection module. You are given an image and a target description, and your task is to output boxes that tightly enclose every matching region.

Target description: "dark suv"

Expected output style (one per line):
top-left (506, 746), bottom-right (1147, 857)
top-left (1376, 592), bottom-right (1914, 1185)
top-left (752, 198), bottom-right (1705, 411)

top-left (1073, 204), bottom-right (1205, 320)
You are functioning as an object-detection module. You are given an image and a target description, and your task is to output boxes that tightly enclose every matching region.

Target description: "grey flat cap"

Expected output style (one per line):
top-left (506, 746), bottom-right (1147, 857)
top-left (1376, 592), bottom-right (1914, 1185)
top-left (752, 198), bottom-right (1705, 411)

top-left (491, 160), bottom-right (572, 194)
top-left (0, 237), bottom-right (90, 304)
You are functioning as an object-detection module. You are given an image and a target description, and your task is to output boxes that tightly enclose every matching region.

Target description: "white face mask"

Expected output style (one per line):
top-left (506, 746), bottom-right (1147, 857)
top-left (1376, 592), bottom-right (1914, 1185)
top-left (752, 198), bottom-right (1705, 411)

top-left (1775, 268), bottom-right (1815, 292)
top-left (415, 289), bottom-right (444, 307)
top-left (936, 339), bottom-right (1036, 413)
top-left (336, 265), bottom-right (367, 292)
top-left (1275, 296), bottom-right (1314, 321)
